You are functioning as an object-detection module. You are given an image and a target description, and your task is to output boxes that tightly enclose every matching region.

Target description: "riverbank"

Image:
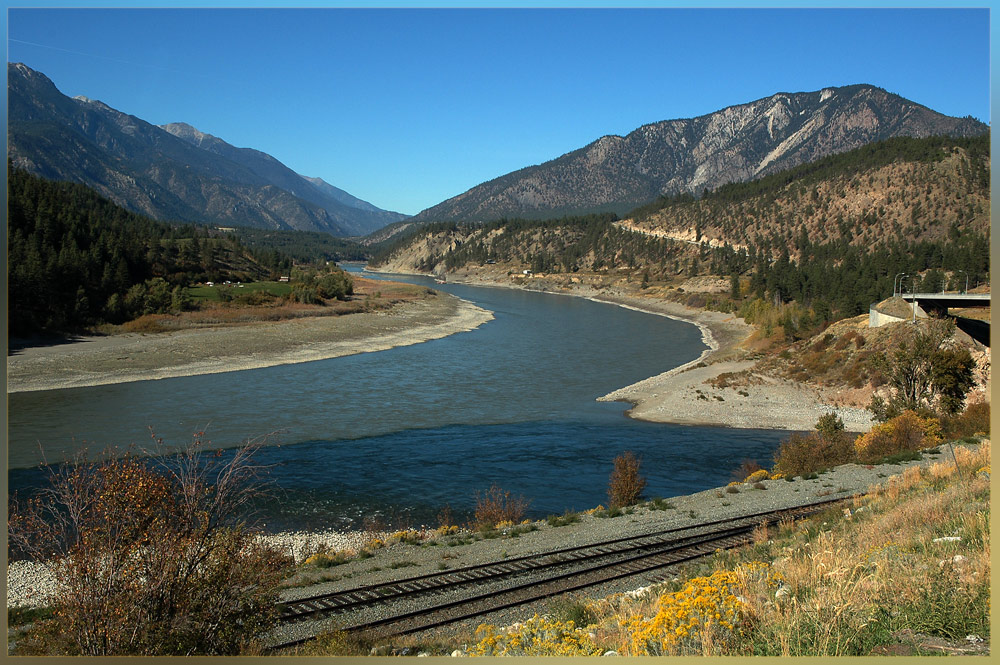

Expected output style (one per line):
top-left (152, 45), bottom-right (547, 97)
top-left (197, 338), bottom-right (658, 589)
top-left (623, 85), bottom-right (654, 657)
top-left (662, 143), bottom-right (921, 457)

top-left (376, 267), bottom-right (873, 432)
top-left (8, 439), bottom-right (985, 612)
top-left (6, 292), bottom-right (493, 393)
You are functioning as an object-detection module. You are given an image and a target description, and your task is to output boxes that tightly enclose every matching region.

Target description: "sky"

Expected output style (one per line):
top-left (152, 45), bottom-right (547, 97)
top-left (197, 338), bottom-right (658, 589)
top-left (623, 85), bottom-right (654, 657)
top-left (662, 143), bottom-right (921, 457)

top-left (4, 2), bottom-right (992, 216)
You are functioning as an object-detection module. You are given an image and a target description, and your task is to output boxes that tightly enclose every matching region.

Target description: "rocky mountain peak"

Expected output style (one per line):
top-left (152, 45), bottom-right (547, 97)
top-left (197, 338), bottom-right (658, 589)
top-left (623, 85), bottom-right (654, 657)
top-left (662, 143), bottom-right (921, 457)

top-left (412, 83), bottom-right (987, 222)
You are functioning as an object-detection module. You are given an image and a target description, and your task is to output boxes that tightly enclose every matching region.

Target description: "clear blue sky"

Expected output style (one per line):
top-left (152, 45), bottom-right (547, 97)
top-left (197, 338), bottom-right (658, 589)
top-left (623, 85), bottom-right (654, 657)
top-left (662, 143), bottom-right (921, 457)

top-left (5, 3), bottom-right (992, 215)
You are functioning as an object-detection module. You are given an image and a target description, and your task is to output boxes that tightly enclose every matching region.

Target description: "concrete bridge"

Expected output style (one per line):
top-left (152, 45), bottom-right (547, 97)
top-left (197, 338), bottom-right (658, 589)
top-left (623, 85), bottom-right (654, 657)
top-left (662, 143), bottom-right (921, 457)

top-left (869, 292), bottom-right (990, 346)
top-left (899, 292), bottom-right (991, 316)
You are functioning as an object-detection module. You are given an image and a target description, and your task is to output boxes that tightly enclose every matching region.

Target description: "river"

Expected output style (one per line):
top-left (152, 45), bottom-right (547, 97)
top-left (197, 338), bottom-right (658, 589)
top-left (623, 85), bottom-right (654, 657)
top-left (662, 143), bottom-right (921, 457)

top-left (7, 267), bottom-right (791, 531)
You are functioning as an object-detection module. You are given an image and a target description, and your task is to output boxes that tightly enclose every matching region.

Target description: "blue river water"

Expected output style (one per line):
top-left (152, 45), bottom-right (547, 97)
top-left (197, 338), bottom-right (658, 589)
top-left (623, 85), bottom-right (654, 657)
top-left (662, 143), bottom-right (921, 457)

top-left (7, 267), bottom-right (792, 531)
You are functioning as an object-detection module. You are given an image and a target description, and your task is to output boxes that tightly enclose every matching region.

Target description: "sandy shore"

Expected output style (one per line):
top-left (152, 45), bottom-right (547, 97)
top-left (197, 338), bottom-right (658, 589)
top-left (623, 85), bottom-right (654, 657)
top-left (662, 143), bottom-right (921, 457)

top-left (402, 269), bottom-right (873, 432)
top-left (6, 293), bottom-right (493, 393)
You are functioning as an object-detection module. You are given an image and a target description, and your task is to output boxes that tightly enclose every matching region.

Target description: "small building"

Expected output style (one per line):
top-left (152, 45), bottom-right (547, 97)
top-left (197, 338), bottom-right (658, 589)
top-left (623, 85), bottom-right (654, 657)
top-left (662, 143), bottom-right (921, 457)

top-left (278, 276), bottom-right (290, 282)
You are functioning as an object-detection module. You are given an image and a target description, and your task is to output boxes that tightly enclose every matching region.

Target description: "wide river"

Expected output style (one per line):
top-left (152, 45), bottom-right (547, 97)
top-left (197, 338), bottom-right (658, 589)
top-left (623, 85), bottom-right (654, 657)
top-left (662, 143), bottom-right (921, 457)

top-left (8, 267), bottom-right (791, 531)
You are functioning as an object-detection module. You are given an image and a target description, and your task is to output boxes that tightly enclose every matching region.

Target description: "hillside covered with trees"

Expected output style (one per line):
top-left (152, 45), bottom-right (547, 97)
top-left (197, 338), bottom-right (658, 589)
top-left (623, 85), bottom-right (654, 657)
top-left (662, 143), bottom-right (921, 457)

top-left (369, 134), bottom-right (990, 329)
top-left (7, 168), bottom-right (353, 336)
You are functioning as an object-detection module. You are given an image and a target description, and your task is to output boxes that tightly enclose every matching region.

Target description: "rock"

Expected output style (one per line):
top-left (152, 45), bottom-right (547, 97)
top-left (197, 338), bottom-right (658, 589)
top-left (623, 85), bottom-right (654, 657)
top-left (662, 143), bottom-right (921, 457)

top-left (603, 650), bottom-right (619, 656)
top-left (932, 536), bottom-right (961, 543)
top-left (451, 649), bottom-right (466, 657)
top-left (775, 584), bottom-right (792, 601)
top-left (939, 554), bottom-right (968, 568)
top-left (371, 645), bottom-right (390, 656)
top-left (966, 634), bottom-right (983, 644)
top-left (625, 585), bottom-right (651, 598)
top-left (418, 652), bottom-right (430, 657)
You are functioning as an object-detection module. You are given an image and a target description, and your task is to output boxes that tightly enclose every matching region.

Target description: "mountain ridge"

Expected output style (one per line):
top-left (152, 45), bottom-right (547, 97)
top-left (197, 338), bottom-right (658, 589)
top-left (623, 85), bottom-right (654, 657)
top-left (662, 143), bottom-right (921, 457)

top-left (412, 84), bottom-right (987, 222)
top-left (159, 121), bottom-right (408, 235)
top-left (8, 63), bottom-right (406, 237)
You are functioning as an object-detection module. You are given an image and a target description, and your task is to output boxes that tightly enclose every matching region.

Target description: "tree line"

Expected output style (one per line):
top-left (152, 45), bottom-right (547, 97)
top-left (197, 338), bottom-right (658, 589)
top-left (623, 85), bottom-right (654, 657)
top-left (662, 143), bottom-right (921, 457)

top-left (6, 168), bottom-right (301, 335)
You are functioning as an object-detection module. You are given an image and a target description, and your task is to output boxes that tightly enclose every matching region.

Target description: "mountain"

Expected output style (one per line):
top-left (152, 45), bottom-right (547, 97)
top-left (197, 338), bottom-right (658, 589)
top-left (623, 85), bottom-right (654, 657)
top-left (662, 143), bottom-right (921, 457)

top-left (371, 134), bottom-right (990, 289)
top-left (413, 85), bottom-right (988, 222)
top-left (7, 63), bottom-right (406, 236)
top-left (160, 122), bottom-right (407, 236)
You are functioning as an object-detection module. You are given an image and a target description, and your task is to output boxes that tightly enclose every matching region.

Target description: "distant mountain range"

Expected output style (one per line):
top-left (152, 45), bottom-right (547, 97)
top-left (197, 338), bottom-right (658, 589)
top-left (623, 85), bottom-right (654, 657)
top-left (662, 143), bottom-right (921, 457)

top-left (413, 84), bottom-right (987, 222)
top-left (7, 63), bottom-right (407, 236)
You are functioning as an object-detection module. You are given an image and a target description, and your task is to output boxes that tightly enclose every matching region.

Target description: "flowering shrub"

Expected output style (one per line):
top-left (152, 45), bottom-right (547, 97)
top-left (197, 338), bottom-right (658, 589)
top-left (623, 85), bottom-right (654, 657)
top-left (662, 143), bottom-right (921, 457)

top-left (745, 469), bottom-right (770, 484)
top-left (365, 538), bottom-right (385, 550)
top-left (495, 520), bottom-right (515, 529)
top-left (769, 472), bottom-right (786, 480)
top-left (854, 410), bottom-right (942, 463)
top-left (470, 614), bottom-right (603, 656)
top-left (625, 569), bottom-right (745, 655)
top-left (387, 529), bottom-right (422, 545)
top-left (304, 550), bottom-right (349, 568)
top-left (434, 525), bottom-right (459, 536)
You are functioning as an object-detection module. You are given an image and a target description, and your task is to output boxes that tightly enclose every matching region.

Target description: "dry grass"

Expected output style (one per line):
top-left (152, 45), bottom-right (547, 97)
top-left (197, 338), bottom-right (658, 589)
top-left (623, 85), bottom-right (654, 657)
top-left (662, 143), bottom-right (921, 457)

top-left (575, 439), bottom-right (990, 656)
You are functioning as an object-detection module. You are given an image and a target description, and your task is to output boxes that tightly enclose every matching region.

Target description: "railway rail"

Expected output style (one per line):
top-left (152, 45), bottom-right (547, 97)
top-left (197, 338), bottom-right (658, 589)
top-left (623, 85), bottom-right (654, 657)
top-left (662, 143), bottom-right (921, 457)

top-left (267, 495), bottom-right (854, 651)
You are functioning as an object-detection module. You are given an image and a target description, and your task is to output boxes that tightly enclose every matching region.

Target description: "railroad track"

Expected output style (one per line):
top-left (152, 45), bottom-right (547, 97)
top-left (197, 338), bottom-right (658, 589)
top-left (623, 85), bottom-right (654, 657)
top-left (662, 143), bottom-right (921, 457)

top-left (268, 495), bottom-right (852, 651)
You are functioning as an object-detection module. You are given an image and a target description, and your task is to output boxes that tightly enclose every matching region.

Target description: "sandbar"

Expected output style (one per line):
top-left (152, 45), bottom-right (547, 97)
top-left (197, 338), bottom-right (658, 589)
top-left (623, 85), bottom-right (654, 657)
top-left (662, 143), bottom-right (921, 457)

top-left (6, 293), bottom-right (493, 393)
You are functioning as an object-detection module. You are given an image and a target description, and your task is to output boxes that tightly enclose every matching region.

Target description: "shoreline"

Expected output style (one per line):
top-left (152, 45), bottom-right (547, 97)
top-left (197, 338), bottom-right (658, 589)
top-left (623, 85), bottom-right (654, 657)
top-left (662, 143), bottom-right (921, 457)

top-left (10, 440), bottom-right (984, 610)
top-left (6, 293), bottom-right (493, 393)
top-left (371, 267), bottom-right (873, 432)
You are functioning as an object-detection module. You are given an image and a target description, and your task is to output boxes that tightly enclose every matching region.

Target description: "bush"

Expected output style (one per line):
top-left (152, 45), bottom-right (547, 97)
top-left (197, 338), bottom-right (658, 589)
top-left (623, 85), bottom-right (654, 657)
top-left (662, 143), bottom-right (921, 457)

top-left (731, 459), bottom-right (764, 483)
top-left (7, 438), bottom-right (289, 656)
top-left (547, 511), bottom-right (580, 527)
top-left (472, 484), bottom-right (531, 530)
top-left (470, 613), bottom-right (602, 656)
top-left (941, 400), bottom-right (990, 438)
top-left (815, 412), bottom-right (845, 439)
top-left (626, 569), bottom-right (746, 655)
top-left (773, 432), bottom-right (854, 477)
top-left (854, 410), bottom-right (942, 463)
top-left (608, 450), bottom-right (647, 508)
top-left (316, 271), bottom-right (353, 300)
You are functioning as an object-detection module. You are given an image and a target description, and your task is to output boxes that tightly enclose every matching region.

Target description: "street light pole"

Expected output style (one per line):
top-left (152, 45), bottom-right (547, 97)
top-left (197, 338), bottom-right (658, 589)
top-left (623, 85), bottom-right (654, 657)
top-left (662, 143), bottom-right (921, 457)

top-left (893, 272), bottom-right (907, 298)
top-left (900, 275), bottom-right (916, 324)
top-left (954, 269), bottom-right (969, 294)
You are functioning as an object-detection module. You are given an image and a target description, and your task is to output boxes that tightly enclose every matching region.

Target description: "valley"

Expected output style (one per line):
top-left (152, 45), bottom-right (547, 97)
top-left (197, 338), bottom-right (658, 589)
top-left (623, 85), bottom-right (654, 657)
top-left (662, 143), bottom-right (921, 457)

top-left (6, 32), bottom-right (990, 658)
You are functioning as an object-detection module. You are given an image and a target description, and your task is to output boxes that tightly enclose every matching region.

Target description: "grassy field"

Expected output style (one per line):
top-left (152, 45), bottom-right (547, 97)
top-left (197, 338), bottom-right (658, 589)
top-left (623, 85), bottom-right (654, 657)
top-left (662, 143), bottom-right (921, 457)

top-left (187, 281), bottom-right (293, 302)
